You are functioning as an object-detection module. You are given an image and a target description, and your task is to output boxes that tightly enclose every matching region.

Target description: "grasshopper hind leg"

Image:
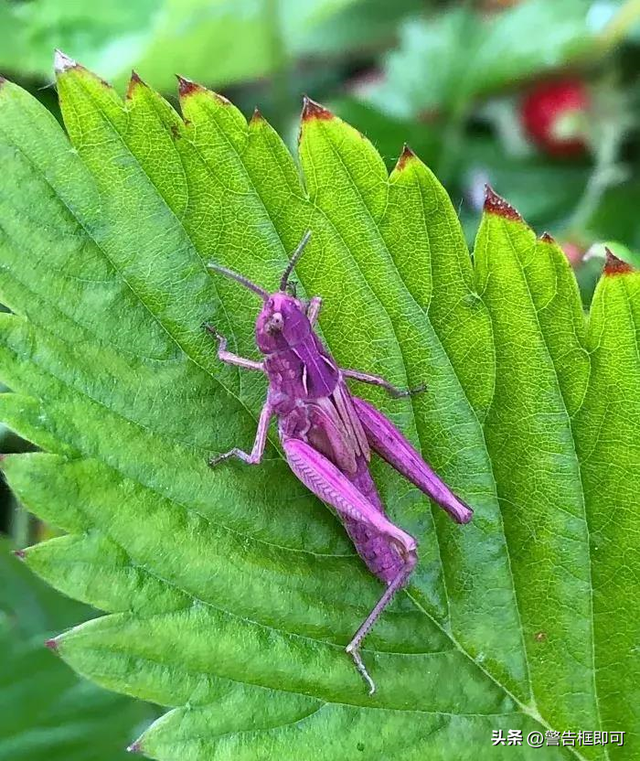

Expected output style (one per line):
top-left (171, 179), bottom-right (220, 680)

top-left (345, 550), bottom-right (417, 695)
top-left (282, 437), bottom-right (418, 694)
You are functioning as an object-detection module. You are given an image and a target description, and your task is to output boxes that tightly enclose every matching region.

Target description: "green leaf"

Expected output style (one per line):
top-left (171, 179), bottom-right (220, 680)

top-left (323, 96), bottom-right (442, 170)
top-left (0, 60), bottom-right (638, 761)
top-left (0, 540), bottom-right (153, 761)
top-left (366, 0), bottom-right (604, 119)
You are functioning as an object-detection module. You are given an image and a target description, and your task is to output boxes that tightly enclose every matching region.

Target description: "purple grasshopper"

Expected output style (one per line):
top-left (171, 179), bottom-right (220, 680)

top-left (206, 231), bottom-right (473, 693)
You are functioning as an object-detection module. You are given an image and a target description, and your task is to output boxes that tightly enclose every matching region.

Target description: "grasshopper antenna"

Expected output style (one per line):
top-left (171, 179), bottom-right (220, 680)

top-left (280, 230), bottom-right (312, 292)
top-left (207, 262), bottom-right (269, 299)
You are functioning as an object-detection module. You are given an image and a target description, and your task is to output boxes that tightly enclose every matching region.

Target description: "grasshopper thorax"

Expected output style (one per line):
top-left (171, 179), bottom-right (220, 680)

top-left (255, 292), bottom-right (310, 354)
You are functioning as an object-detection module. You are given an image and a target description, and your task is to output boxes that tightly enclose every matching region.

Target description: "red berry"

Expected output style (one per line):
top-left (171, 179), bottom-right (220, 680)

top-left (520, 79), bottom-right (590, 157)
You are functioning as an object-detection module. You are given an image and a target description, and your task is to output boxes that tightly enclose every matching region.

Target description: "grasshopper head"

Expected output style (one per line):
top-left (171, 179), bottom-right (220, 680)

top-left (255, 292), bottom-right (310, 354)
top-left (207, 230), bottom-right (314, 354)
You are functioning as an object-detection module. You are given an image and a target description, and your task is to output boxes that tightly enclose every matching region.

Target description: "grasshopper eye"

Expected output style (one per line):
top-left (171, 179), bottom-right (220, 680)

top-left (266, 312), bottom-right (284, 335)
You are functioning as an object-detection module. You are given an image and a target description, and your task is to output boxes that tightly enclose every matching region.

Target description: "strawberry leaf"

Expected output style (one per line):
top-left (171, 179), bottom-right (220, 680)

top-left (0, 59), bottom-right (638, 761)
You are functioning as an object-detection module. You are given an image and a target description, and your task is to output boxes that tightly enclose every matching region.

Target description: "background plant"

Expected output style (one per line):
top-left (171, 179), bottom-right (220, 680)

top-left (0, 539), bottom-right (155, 761)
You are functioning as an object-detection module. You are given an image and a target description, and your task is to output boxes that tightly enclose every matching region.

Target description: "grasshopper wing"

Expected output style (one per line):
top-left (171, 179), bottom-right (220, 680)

top-left (282, 438), bottom-right (416, 549)
top-left (351, 397), bottom-right (473, 524)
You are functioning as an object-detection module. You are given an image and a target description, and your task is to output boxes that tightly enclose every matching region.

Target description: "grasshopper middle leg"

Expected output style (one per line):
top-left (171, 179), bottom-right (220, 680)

top-left (343, 368), bottom-right (426, 398)
top-left (209, 401), bottom-right (273, 466)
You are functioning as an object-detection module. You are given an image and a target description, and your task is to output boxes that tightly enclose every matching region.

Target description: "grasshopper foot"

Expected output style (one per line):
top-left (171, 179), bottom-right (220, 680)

top-left (391, 382), bottom-right (427, 399)
top-left (208, 451), bottom-right (233, 468)
top-left (202, 322), bottom-right (220, 339)
top-left (209, 448), bottom-right (257, 468)
top-left (346, 643), bottom-right (376, 696)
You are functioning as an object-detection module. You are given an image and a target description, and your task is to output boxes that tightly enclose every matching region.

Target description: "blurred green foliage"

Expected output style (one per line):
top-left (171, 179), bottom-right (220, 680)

top-left (2, 0), bottom-right (639, 264)
top-left (0, 541), bottom-right (154, 761)
top-left (367, 0), bottom-right (599, 119)
top-left (0, 0), bottom-right (425, 90)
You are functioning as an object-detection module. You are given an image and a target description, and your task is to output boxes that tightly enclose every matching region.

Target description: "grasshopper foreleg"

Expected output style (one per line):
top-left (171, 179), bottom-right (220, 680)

top-left (203, 323), bottom-right (264, 372)
top-left (209, 401), bottom-right (273, 467)
top-left (283, 437), bottom-right (417, 694)
top-left (306, 296), bottom-right (323, 326)
top-left (343, 368), bottom-right (426, 398)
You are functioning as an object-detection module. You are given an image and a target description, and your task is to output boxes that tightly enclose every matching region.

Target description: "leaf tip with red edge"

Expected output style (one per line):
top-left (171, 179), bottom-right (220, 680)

top-left (176, 75), bottom-right (202, 98)
top-left (301, 95), bottom-right (333, 122)
top-left (484, 185), bottom-right (523, 222)
top-left (539, 232), bottom-right (555, 244)
top-left (396, 144), bottom-right (417, 171)
top-left (604, 247), bottom-right (634, 276)
top-left (44, 637), bottom-right (59, 653)
top-left (12, 548), bottom-right (26, 560)
top-left (126, 70), bottom-right (146, 98)
top-left (54, 49), bottom-right (77, 74)
top-left (250, 106), bottom-right (265, 125)
top-left (127, 741), bottom-right (143, 754)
